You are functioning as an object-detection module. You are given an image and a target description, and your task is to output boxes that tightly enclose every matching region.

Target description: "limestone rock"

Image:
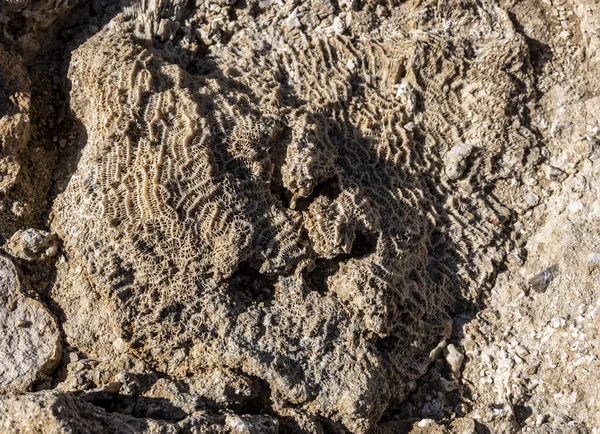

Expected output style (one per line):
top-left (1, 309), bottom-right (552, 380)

top-left (0, 390), bottom-right (274, 433)
top-left (4, 229), bottom-right (58, 261)
top-left (48, 1), bottom-right (539, 431)
top-left (0, 45), bottom-right (30, 194)
top-left (444, 143), bottom-right (473, 181)
top-left (444, 344), bottom-right (464, 379)
top-left (0, 255), bottom-right (61, 393)
top-left (3, 0), bottom-right (597, 432)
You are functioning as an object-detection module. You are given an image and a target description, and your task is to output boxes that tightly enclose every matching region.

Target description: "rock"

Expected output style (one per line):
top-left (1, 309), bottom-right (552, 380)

top-left (4, 0), bottom-right (600, 431)
top-left (528, 264), bottom-right (559, 294)
top-left (417, 418), bottom-right (436, 427)
top-left (525, 192), bottom-right (540, 207)
top-left (444, 344), bottom-right (465, 379)
top-left (0, 390), bottom-right (256, 433)
top-left (545, 165), bottom-right (568, 182)
top-left (0, 255), bottom-right (61, 392)
top-left (0, 45), bottom-right (30, 194)
top-left (515, 345), bottom-right (529, 357)
top-left (225, 414), bottom-right (279, 433)
top-left (445, 143), bottom-right (473, 180)
top-left (4, 229), bottom-right (58, 261)
top-left (47, 2), bottom-right (542, 431)
top-left (450, 417), bottom-right (476, 434)
top-left (429, 339), bottom-right (447, 361)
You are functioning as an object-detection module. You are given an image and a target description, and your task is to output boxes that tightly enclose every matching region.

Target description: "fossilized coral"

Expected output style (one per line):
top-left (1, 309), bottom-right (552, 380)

top-left (50, 0), bottom-right (539, 431)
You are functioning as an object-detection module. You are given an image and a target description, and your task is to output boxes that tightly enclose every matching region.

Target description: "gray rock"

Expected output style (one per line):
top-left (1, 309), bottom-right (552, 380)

top-left (444, 344), bottom-right (465, 379)
top-left (0, 255), bottom-right (61, 392)
top-left (445, 143), bottom-right (474, 180)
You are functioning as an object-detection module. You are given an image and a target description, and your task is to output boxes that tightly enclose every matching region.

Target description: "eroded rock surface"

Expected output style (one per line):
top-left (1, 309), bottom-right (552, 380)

top-left (0, 390), bottom-right (280, 433)
top-left (48, 0), bottom-right (539, 431)
top-left (1, 0), bottom-right (600, 432)
top-left (0, 255), bottom-right (61, 393)
top-left (0, 45), bottom-right (32, 241)
top-left (4, 229), bottom-right (58, 261)
top-left (0, 45), bottom-right (29, 194)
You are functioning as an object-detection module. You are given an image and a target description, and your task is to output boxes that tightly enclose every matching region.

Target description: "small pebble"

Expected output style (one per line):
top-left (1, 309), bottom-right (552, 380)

top-left (417, 418), bottom-right (435, 427)
top-left (515, 345), bottom-right (529, 357)
top-left (444, 344), bottom-right (465, 378)
top-left (545, 166), bottom-right (567, 181)
top-left (551, 317), bottom-right (566, 329)
top-left (445, 143), bottom-right (473, 180)
top-left (525, 192), bottom-right (539, 207)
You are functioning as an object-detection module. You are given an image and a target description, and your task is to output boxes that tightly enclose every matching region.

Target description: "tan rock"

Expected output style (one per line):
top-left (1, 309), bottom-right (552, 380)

top-left (0, 255), bottom-right (61, 392)
top-left (4, 229), bottom-right (58, 262)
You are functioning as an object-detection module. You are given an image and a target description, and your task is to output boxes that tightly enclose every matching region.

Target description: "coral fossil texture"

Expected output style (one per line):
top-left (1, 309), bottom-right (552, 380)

top-left (50, 0), bottom-right (536, 431)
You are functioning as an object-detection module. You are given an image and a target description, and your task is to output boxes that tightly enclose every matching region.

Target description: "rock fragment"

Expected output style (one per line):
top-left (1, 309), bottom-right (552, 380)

top-left (444, 143), bottom-right (473, 180)
top-left (444, 344), bottom-right (465, 379)
top-left (0, 255), bottom-right (61, 392)
top-left (525, 192), bottom-right (540, 208)
top-left (528, 264), bottom-right (559, 294)
top-left (4, 229), bottom-right (58, 261)
top-left (545, 165), bottom-right (568, 181)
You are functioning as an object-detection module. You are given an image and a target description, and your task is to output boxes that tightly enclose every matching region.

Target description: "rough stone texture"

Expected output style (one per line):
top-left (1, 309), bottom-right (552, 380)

top-left (0, 44), bottom-right (29, 194)
top-left (0, 0), bottom-right (82, 58)
top-left (0, 44), bottom-right (32, 242)
top-left (0, 255), bottom-right (61, 393)
top-left (0, 390), bottom-right (279, 433)
top-left (4, 229), bottom-right (58, 261)
top-left (1, 0), bottom-right (600, 433)
top-left (48, 1), bottom-right (538, 431)
top-left (393, 0), bottom-right (600, 431)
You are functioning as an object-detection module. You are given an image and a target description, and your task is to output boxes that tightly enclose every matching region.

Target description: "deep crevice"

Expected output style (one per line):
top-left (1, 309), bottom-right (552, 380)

top-left (268, 130), bottom-right (295, 209)
top-left (228, 261), bottom-right (277, 303)
top-left (82, 392), bottom-right (188, 421)
top-left (292, 175), bottom-right (341, 212)
top-left (304, 230), bottom-right (377, 294)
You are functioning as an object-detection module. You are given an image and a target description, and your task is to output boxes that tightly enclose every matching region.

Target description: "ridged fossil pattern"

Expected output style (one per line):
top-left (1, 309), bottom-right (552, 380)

top-left (51, 1), bottom-right (538, 431)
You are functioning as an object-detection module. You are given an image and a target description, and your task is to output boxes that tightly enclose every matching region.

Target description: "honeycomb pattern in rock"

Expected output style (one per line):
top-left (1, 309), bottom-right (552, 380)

top-left (51, 1), bottom-right (539, 431)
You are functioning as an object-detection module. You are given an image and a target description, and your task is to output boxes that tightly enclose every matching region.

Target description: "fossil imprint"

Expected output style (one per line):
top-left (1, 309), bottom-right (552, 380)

top-left (51, 1), bottom-right (538, 431)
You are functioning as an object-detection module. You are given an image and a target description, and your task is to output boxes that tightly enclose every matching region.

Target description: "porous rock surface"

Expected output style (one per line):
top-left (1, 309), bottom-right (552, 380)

top-left (0, 44), bottom-right (32, 240)
top-left (1, 0), bottom-right (600, 432)
top-left (49, 0), bottom-right (536, 431)
top-left (0, 389), bottom-right (280, 433)
top-left (4, 229), bottom-right (57, 261)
